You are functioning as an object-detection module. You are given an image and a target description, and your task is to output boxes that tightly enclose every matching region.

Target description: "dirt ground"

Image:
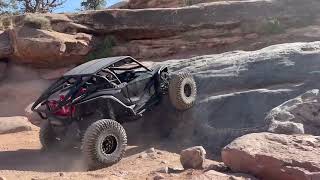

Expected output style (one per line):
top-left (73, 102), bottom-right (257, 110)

top-left (0, 125), bottom-right (204, 180)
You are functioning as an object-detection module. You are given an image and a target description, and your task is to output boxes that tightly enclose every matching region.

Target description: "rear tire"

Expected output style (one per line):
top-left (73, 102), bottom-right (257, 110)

top-left (39, 120), bottom-right (60, 151)
top-left (82, 119), bottom-right (127, 170)
top-left (169, 72), bottom-right (197, 110)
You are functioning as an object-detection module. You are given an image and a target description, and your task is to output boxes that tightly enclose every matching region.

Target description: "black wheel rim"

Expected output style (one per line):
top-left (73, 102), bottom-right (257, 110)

top-left (101, 135), bottom-right (117, 155)
top-left (184, 83), bottom-right (192, 97)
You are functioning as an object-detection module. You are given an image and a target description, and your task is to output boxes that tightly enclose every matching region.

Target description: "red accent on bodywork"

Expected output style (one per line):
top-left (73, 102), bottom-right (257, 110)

top-left (48, 95), bottom-right (75, 116)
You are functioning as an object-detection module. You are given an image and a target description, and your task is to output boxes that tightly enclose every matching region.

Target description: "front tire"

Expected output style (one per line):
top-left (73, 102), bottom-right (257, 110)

top-left (82, 119), bottom-right (127, 170)
top-left (169, 72), bottom-right (197, 110)
top-left (39, 120), bottom-right (60, 151)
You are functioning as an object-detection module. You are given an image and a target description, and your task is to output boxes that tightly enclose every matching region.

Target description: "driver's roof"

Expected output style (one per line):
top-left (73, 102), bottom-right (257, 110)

top-left (64, 56), bottom-right (134, 77)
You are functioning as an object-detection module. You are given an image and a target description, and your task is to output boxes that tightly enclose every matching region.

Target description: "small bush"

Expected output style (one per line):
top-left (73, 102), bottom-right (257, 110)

top-left (0, 16), bottom-right (13, 30)
top-left (262, 18), bottom-right (285, 34)
top-left (23, 14), bottom-right (51, 30)
top-left (86, 36), bottom-right (116, 61)
top-left (183, 0), bottom-right (194, 6)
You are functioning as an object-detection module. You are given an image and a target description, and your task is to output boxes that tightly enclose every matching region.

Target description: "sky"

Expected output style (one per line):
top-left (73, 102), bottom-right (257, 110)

top-left (54, 0), bottom-right (121, 13)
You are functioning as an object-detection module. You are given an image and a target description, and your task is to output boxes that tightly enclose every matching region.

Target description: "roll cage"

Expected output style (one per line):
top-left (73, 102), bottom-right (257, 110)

top-left (32, 57), bottom-right (152, 112)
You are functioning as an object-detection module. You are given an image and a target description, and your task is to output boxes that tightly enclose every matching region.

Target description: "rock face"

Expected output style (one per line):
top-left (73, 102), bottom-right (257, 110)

top-left (3, 0), bottom-right (320, 67)
top-left (0, 116), bottom-right (33, 134)
top-left (0, 61), bottom-right (7, 80)
top-left (126, 0), bottom-right (245, 9)
top-left (180, 146), bottom-right (206, 169)
top-left (267, 89), bottom-right (320, 135)
top-left (0, 64), bottom-right (51, 116)
top-left (139, 41), bottom-right (320, 153)
top-left (0, 31), bottom-right (12, 59)
top-left (9, 27), bottom-right (92, 67)
top-left (222, 133), bottom-right (320, 180)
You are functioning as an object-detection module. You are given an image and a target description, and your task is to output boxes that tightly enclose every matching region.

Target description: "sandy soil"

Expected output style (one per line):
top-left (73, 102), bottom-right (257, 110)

top-left (0, 126), bottom-right (200, 180)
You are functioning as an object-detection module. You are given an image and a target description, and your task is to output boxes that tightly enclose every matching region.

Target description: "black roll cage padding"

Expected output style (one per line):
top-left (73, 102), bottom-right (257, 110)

top-left (75, 95), bottom-right (136, 115)
top-left (100, 68), bottom-right (122, 84)
top-left (110, 57), bottom-right (151, 72)
top-left (109, 66), bottom-right (141, 71)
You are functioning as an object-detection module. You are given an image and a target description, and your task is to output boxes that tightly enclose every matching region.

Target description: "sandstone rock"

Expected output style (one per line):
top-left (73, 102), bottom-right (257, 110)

top-left (145, 147), bottom-right (156, 153)
top-left (0, 64), bottom-right (51, 116)
top-left (38, 66), bottom-right (75, 80)
top-left (0, 30), bottom-right (12, 59)
top-left (11, 27), bottom-right (92, 67)
top-left (127, 0), bottom-right (182, 9)
top-left (70, 0), bottom-right (320, 59)
top-left (127, 0), bottom-right (236, 9)
top-left (138, 152), bottom-right (148, 159)
top-left (192, 170), bottom-right (257, 180)
top-left (0, 61), bottom-right (7, 80)
top-left (203, 160), bottom-right (228, 172)
top-left (222, 133), bottom-right (320, 180)
top-left (1, 0), bottom-right (320, 66)
top-left (25, 103), bottom-right (42, 127)
top-left (108, 0), bottom-right (129, 9)
top-left (155, 167), bottom-right (168, 174)
top-left (160, 160), bottom-right (167, 164)
top-left (268, 120), bottom-right (304, 135)
top-left (0, 116), bottom-right (33, 134)
top-left (152, 174), bottom-right (164, 180)
top-left (167, 167), bottom-right (184, 174)
top-left (139, 41), bottom-right (320, 154)
top-left (180, 146), bottom-right (206, 169)
top-left (267, 89), bottom-right (320, 135)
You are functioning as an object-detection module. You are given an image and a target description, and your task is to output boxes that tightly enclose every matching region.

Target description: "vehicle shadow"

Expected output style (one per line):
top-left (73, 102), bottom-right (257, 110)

top-left (0, 149), bottom-right (86, 172)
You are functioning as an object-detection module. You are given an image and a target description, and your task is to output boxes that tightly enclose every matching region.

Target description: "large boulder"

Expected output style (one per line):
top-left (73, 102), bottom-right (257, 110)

top-left (0, 116), bottom-right (34, 134)
top-left (267, 89), bottom-right (320, 135)
top-left (10, 27), bottom-right (92, 67)
top-left (180, 146), bottom-right (206, 169)
top-left (222, 133), bottom-right (320, 180)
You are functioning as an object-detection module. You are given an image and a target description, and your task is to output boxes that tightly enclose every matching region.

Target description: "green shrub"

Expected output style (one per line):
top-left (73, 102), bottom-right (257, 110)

top-left (262, 18), bottom-right (285, 34)
top-left (183, 0), bottom-right (194, 6)
top-left (86, 36), bottom-right (116, 61)
top-left (23, 14), bottom-right (51, 30)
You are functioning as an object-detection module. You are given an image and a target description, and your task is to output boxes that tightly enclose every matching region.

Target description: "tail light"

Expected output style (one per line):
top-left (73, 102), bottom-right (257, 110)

top-left (47, 88), bottom-right (86, 117)
top-left (48, 95), bottom-right (75, 117)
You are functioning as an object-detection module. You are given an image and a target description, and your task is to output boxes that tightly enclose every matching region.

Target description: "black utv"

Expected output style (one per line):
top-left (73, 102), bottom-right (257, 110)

top-left (32, 56), bottom-right (197, 169)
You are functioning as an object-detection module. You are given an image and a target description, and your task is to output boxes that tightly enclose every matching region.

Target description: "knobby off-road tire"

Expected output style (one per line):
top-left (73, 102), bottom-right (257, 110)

top-left (39, 120), bottom-right (60, 151)
top-left (82, 119), bottom-right (127, 170)
top-left (169, 72), bottom-right (197, 110)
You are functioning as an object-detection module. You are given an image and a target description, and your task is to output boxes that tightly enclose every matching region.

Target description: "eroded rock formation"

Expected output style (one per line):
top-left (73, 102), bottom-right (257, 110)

top-left (222, 133), bottom-right (320, 180)
top-left (140, 41), bottom-right (320, 153)
top-left (2, 0), bottom-right (320, 67)
top-left (267, 89), bottom-right (320, 135)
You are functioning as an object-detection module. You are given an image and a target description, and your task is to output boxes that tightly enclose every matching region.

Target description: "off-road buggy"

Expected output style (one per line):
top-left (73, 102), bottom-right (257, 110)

top-left (32, 56), bottom-right (197, 169)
